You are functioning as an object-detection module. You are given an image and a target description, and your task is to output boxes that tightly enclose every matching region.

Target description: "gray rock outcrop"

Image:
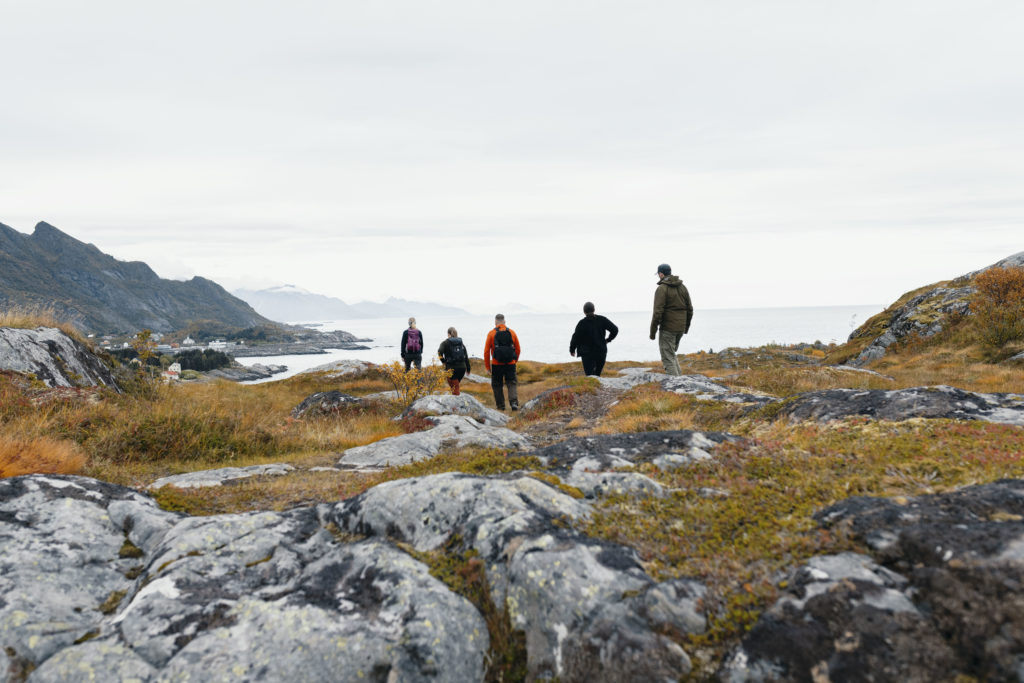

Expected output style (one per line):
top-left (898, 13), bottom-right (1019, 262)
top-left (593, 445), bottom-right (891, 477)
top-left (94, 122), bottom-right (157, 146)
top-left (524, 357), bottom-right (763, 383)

top-left (205, 363), bottom-right (286, 382)
top-left (149, 464), bottom-right (296, 490)
top-left (0, 326), bottom-right (119, 389)
top-left (722, 480), bottom-right (1024, 682)
top-left (300, 359), bottom-right (376, 379)
top-left (1, 475), bottom-right (488, 681)
top-left (776, 385), bottom-right (1024, 425)
top-left (527, 429), bottom-right (741, 498)
top-left (290, 390), bottom-right (364, 419)
top-left (338, 415), bottom-right (530, 468)
top-left (333, 472), bottom-right (706, 681)
top-left (661, 374), bottom-right (779, 406)
top-left (405, 393), bottom-right (509, 426)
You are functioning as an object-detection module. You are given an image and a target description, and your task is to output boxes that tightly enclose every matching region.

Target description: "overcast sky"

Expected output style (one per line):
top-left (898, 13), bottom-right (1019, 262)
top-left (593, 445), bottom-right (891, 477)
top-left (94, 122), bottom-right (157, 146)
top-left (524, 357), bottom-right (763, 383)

top-left (1, 1), bottom-right (1021, 313)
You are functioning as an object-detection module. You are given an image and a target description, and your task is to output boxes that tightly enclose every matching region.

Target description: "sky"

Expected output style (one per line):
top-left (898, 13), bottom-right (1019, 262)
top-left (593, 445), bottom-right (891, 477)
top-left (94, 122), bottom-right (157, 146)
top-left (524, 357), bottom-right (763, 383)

top-left (1, 1), bottom-right (1022, 314)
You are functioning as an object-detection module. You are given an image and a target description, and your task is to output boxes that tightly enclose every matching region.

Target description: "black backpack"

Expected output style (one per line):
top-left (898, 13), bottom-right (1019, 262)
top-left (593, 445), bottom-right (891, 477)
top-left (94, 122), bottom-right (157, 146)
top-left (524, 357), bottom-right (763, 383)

top-left (446, 337), bottom-right (468, 366)
top-left (492, 328), bottom-right (516, 363)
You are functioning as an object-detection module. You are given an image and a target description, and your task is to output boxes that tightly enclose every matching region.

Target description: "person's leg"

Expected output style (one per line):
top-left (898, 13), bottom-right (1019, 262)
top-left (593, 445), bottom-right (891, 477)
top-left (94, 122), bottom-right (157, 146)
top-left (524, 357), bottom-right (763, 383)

top-left (659, 330), bottom-right (682, 376)
top-left (581, 354), bottom-right (597, 376)
top-left (507, 365), bottom-right (519, 410)
top-left (413, 354), bottom-right (422, 370)
top-left (404, 356), bottom-right (412, 372)
top-left (491, 367), bottom-right (506, 409)
top-left (594, 349), bottom-right (607, 377)
top-left (450, 367), bottom-right (465, 395)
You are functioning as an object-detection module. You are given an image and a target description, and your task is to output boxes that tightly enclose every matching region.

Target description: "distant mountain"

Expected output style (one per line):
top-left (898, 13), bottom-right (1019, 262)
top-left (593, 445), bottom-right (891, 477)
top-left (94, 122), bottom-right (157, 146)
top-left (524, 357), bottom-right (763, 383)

top-left (234, 287), bottom-right (472, 322)
top-left (0, 221), bottom-right (273, 334)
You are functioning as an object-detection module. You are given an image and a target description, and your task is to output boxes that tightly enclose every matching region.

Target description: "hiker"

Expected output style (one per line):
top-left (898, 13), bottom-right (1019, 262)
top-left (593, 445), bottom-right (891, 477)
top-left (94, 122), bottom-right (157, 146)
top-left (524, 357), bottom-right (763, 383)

top-left (569, 302), bottom-right (618, 377)
top-left (649, 263), bottom-right (693, 376)
top-left (400, 317), bottom-right (424, 371)
top-left (483, 313), bottom-right (521, 411)
top-left (437, 327), bottom-right (471, 395)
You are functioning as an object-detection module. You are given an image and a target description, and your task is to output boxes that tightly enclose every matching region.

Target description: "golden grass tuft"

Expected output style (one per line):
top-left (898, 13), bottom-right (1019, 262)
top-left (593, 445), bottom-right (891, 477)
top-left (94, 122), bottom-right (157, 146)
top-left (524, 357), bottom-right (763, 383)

top-left (0, 436), bottom-right (86, 477)
top-left (0, 304), bottom-right (84, 342)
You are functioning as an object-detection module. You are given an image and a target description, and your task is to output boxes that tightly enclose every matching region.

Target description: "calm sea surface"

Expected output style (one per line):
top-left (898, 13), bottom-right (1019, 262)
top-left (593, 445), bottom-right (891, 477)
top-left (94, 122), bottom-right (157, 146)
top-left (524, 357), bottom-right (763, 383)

top-left (237, 305), bottom-right (884, 384)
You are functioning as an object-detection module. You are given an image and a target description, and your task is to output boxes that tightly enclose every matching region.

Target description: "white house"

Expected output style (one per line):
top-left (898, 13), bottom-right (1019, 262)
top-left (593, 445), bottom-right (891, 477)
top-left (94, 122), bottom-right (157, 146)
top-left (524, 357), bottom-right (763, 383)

top-left (182, 335), bottom-right (196, 346)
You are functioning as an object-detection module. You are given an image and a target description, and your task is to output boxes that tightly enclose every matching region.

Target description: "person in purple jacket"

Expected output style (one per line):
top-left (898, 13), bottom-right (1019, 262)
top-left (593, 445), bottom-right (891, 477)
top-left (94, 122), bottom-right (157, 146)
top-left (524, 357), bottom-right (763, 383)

top-left (400, 317), bottom-right (424, 371)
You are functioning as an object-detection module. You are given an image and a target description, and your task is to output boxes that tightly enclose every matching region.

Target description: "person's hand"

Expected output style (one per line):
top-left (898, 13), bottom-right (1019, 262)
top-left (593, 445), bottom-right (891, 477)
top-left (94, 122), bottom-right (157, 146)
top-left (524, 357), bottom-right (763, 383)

top-left (570, 351), bottom-right (575, 357)
top-left (649, 334), bottom-right (656, 341)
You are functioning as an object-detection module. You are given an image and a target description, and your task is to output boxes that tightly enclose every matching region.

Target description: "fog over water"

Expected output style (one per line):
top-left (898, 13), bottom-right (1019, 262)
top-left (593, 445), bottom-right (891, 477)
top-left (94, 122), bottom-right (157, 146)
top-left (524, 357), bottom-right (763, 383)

top-left (238, 304), bottom-right (883, 383)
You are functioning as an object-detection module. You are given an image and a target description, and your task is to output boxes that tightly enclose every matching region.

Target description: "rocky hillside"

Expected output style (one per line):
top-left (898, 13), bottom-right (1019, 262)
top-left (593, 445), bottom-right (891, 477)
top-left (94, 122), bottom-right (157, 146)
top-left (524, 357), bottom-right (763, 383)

top-left (0, 221), bottom-right (273, 334)
top-left (835, 251), bottom-right (1024, 366)
top-left (0, 326), bottom-right (119, 389)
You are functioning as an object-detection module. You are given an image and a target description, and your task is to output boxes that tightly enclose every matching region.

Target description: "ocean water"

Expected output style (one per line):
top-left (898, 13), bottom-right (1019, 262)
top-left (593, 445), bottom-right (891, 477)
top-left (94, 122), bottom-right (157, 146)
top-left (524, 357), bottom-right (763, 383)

top-left (237, 305), bottom-right (884, 383)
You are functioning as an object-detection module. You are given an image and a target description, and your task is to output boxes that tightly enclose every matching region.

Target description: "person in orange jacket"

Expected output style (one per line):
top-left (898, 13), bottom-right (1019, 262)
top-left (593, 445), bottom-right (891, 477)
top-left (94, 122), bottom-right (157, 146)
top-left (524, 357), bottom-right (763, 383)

top-left (483, 313), bottom-right (521, 411)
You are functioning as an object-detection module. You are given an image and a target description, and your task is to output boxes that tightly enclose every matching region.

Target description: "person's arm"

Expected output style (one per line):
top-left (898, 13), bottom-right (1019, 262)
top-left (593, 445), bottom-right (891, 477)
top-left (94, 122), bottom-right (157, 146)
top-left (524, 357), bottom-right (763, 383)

top-left (401, 329), bottom-right (409, 357)
top-left (650, 287), bottom-right (665, 339)
top-left (605, 316), bottom-right (619, 343)
top-left (437, 340), bottom-right (447, 364)
top-left (511, 330), bottom-right (522, 361)
top-left (569, 320), bottom-right (583, 356)
top-left (681, 286), bottom-right (694, 333)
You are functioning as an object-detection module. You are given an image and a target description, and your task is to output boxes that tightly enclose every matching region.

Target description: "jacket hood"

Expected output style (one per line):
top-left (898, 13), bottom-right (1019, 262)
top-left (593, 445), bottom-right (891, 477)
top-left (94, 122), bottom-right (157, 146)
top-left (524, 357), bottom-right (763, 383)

top-left (658, 275), bottom-right (683, 287)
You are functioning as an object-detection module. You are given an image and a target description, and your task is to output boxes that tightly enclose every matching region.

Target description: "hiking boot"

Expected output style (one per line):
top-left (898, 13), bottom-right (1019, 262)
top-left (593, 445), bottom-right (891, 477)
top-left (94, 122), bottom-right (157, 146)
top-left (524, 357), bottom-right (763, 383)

top-left (510, 402), bottom-right (519, 411)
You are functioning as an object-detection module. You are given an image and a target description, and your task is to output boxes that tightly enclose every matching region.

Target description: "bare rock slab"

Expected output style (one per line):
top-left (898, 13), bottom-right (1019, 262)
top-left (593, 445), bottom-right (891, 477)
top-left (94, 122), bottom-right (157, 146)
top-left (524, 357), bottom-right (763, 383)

top-left (722, 480), bottom-right (1024, 681)
top-left (405, 393), bottom-right (509, 426)
top-left (149, 463), bottom-right (296, 490)
top-left (0, 326), bottom-right (119, 389)
top-left (333, 472), bottom-right (706, 681)
top-left (338, 414), bottom-right (530, 468)
top-left (778, 385), bottom-right (1024, 425)
top-left (290, 390), bottom-right (363, 419)
top-left (1, 475), bottom-right (488, 681)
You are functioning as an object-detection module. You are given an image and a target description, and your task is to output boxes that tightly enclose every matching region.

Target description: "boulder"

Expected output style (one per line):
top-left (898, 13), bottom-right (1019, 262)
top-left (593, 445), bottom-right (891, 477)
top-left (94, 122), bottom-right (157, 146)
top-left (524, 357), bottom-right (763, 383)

top-left (300, 359), bottom-right (375, 379)
top-left (405, 393), bottom-right (509, 426)
top-left (596, 367), bottom-right (667, 390)
top-left (149, 463), bottom-right (296, 490)
top-left (661, 374), bottom-right (779, 406)
top-left (0, 326), bottom-right (119, 389)
top-left (338, 415), bottom-right (530, 468)
top-left (204, 363), bottom-right (287, 382)
top-left (777, 385), bottom-right (1024, 425)
top-left (333, 472), bottom-right (706, 681)
top-left (1, 474), bottom-right (488, 681)
top-left (290, 390), bottom-right (364, 419)
top-left (722, 480), bottom-right (1024, 681)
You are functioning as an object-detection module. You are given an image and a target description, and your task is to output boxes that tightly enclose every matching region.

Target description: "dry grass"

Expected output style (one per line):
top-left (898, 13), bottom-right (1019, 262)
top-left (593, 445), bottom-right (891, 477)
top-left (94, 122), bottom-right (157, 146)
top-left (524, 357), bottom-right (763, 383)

top-left (0, 305), bottom-right (84, 342)
top-left (0, 435), bottom-right (86, 477)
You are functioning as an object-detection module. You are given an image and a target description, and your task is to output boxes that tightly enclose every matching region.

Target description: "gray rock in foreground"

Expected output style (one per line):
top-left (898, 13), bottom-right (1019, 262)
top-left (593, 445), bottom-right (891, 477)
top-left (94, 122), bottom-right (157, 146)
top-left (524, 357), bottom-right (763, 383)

top-left (1, 475), bottom-right (487, 682)
top-left (722, 480), bottom-right (1024, 682)
top-left (149, 463), bottom-right (296, 490)
top-left (405, 393), bottom-right (509, 426)
top-left (0, 326), bottom-right (119, 389)
top-left (333, 472), bottom-right (705, 681)
top-left (338, 414), bottom-right (530, 468)
top-left (777, 385), bottom-right (1024, 425)
top-left (661, 374), bottom-right (779, 406)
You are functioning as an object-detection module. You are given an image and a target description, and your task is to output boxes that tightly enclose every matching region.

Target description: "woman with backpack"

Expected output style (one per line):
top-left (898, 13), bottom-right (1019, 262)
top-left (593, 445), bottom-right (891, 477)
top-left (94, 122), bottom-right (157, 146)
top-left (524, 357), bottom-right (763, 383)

top-left (400, 317), bottom-right (424, 371)
top-left (437, 327), bottom-right (471, 395)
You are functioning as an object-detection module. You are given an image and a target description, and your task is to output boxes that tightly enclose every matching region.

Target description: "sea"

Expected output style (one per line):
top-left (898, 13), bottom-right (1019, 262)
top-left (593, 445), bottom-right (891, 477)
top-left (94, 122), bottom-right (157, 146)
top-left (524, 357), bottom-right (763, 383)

top-left (236, 305), bottom-right (884, 384)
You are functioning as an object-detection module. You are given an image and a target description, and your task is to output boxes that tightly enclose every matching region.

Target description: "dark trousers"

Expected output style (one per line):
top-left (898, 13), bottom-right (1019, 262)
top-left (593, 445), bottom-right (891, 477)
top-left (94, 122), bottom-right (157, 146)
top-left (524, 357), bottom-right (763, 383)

top-left (447, 367), bottom-right (466, 395)
top-left (490, 364), bottom-right (518, 409)
top-left (580, 350), bottom-right (607, 377)
top-left (403, 354), bottom-right (422, 371)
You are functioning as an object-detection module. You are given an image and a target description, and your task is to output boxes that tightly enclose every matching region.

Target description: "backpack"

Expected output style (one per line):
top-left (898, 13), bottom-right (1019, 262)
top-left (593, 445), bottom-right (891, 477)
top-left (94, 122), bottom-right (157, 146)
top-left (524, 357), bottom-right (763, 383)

top-left (446, 337), bottom-right (468, 366)
top-left (492, 328), bottom-right (516, 363)
top-left (405, 328), bottom-right (422, 354)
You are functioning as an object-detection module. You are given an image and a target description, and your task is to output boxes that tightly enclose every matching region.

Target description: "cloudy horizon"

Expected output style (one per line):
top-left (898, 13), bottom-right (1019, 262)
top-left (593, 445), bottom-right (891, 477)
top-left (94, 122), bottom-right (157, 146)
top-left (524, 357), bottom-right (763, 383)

top-left (2, 1), bottom-right (1021, 314)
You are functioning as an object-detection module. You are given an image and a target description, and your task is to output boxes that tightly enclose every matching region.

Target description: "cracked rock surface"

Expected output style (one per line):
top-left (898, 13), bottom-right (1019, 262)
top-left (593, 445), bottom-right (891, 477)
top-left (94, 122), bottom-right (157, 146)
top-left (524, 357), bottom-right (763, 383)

top-left (721, 480), bottom-right (1024, 682)
top-left (404, 393), bottom-right (509, 426)
top-left (338, 414), bottom-right (530, 468)
top-left (777, 385), bottom-right (1024, 425)
top-left (0, 327), bottom-right (119, 389)
top-left (1, 475), bottom-right (488, 682)
top-left (332, 472), bottom-right (706, 681)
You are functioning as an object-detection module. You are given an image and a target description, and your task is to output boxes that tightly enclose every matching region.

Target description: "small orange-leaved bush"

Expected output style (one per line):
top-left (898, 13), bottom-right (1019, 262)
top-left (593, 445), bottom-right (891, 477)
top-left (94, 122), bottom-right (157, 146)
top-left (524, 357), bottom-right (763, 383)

top-left (0, 436), bottom-right (86, 477)
top-left (971, 266), bottom-right (1024, 347)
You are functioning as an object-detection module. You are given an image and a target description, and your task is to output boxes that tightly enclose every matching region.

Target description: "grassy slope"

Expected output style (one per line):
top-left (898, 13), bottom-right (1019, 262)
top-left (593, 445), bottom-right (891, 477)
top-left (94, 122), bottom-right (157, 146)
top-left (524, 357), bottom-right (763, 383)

top-left (3, 339), bottom-right (1024, 678)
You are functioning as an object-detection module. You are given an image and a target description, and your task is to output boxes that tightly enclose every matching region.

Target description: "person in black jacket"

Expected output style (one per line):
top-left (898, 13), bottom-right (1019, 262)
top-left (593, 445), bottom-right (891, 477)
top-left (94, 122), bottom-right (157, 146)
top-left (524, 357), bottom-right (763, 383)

top-left (569, 302), bottom-right (618, 376)
top-left (437, 327), bottom-right (471, 395)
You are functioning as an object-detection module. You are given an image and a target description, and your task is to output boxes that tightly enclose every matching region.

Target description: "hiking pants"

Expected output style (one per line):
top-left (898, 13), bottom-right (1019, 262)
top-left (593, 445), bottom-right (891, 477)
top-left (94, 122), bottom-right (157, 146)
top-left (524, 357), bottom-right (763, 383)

top-left (580, 350), bottom-right (607, 377)
top-left (403, 354), bottom-right (422, 372)
top-left (490, 364), bottom-right (518, 409)
top-left (658, 330), bottom-right (683, 376)
top-left (447, 367), bottom-right (466, 395)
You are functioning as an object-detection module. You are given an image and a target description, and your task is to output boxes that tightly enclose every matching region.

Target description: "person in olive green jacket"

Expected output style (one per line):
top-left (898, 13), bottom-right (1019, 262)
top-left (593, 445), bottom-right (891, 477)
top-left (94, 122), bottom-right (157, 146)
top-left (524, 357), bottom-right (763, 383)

top-left (649, 263), bottom-right (693, 375)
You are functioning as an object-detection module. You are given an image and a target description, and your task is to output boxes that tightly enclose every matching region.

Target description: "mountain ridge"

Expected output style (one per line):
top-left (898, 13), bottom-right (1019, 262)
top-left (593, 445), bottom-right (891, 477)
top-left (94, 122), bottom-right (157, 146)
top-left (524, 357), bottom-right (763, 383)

top-left (0, 221), bottom-right (273, 334)
top-left (234, 286), bottom-right (472, 321)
